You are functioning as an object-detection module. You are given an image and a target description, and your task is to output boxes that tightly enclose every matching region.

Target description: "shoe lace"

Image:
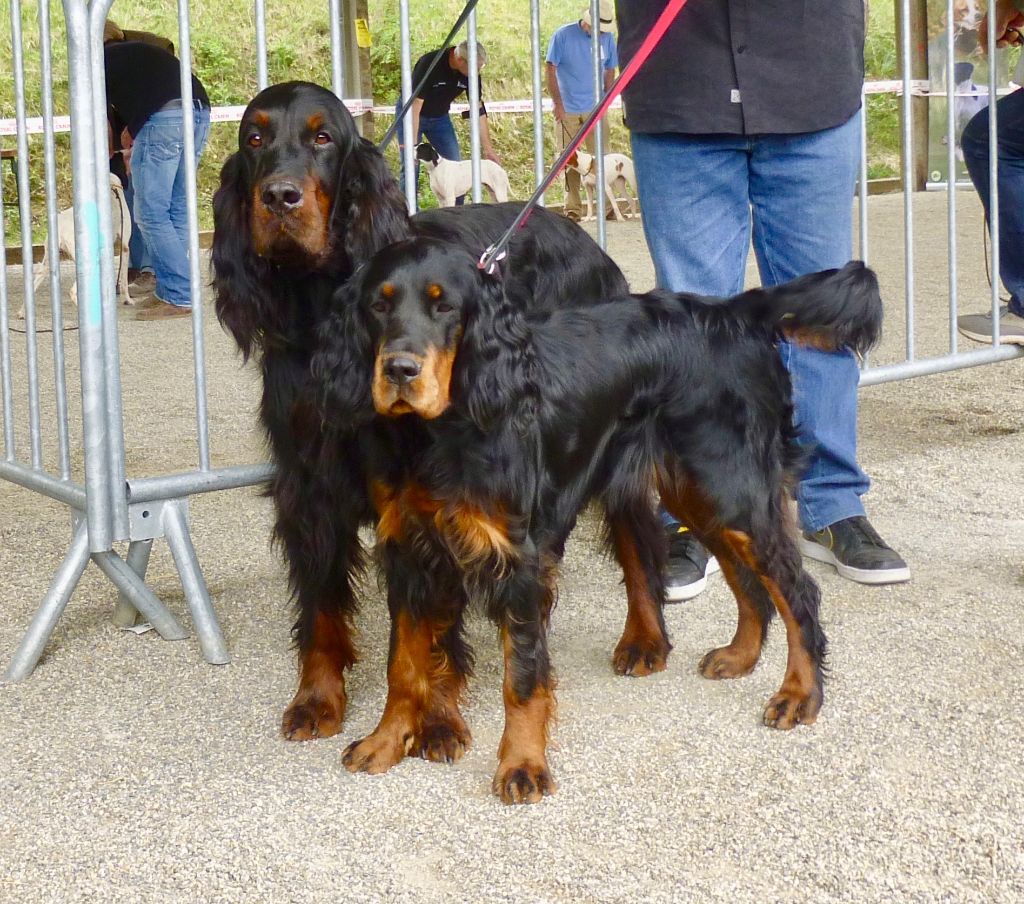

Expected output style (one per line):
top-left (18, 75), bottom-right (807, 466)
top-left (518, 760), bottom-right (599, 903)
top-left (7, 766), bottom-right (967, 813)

top-left (667, 529), bottom-right (707, 566)
top-left (843, 516), bottom-right (887, 550)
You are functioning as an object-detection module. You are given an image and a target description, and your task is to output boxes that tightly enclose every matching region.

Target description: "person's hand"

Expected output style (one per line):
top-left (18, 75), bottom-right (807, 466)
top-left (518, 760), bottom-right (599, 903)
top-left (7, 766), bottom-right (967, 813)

top-left (979, 1), bottom-right (1024, 54)
top-left (485, 148), bottom-right (502, 166)
top-left (120, 127), bottom-right (133, 151)
top-left (553, 100), bottom-right (566, 123)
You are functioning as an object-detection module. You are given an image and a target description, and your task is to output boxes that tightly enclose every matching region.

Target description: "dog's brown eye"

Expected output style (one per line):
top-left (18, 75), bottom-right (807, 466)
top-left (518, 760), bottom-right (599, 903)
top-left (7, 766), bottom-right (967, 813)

top-left (314, 131), bottom-right (332, 146)
top-left (435, 302), bottom-right (453, 314)
top-left (370, 300), bottom-right (390, 314)
top-left (247, 133), bottom-right (263, 148)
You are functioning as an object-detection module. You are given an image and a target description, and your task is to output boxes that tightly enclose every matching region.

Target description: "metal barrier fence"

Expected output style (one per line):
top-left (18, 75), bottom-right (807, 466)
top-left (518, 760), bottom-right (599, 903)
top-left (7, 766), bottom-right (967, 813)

top-left (1, 0), bottom-right (1020, 682)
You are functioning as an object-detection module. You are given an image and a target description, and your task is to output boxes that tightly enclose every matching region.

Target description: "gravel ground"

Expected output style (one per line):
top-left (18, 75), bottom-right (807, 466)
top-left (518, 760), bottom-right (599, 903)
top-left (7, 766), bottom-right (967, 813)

top-left (1, 191), bottom-right (1022, 903)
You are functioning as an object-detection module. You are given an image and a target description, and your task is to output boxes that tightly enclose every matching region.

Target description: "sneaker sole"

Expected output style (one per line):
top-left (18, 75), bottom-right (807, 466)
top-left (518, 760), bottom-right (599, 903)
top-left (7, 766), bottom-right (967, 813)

top-left (956, 326), bottom-right (1024, 346)
top-left (798, 537), bottom-right (911, 585)
top-left (665, 556), bottom-right (721, 602)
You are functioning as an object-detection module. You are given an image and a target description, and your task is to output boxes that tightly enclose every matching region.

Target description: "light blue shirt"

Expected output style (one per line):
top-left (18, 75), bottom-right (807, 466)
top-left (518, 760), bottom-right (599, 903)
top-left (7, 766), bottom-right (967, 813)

top-left (546, 22), bottom-right (618, 115)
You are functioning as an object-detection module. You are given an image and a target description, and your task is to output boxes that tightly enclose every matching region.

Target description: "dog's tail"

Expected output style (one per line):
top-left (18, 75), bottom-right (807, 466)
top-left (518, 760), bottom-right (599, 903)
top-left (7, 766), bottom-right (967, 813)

top-left (732, 261), bottom-right (882, 355)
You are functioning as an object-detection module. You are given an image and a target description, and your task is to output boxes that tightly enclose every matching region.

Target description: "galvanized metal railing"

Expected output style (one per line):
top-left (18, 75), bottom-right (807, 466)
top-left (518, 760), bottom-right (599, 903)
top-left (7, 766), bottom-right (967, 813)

top-left (2, 0), bottom-right (1022, 682)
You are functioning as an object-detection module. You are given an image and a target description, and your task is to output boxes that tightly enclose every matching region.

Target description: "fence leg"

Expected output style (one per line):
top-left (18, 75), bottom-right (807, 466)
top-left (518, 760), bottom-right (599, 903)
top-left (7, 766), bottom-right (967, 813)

top-left (2, 520), bottom-right (91, 683)
top-left (92, 548), bottom-right (188, 642)
top-left (164, 500), bottom-right (229, 665)
top-left (112, 539), bottom-right (153, 627)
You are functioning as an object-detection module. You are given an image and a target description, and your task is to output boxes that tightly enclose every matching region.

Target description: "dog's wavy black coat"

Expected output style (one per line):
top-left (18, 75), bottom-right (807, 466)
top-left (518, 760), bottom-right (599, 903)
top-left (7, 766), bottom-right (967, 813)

top-left (313, 238), bottom-right (883, 802)
top-left (210, 81), bottom-right (633, 744)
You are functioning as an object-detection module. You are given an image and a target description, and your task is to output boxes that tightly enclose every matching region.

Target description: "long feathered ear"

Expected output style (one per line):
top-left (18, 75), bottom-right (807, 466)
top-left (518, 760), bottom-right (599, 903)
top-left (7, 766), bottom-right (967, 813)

top-left (336, 138), bottom-right (412, 268)
top-left (211, 152), bottom-right (274, 360)
top-left (453, 268), bottom-right (538, 435)
top-left (311, 279), bottom-right (376, 429)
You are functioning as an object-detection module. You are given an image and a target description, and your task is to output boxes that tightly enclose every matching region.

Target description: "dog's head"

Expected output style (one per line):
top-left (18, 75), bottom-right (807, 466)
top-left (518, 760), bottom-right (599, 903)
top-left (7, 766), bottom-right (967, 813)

top-left (571, 150), bottom-right (595, 176)
top-left (212, 81), bottom-right (410, 358)
top-left (415, 141), bottom-right (441, 166)
top-left (313, 237), bottom-right (537, 433)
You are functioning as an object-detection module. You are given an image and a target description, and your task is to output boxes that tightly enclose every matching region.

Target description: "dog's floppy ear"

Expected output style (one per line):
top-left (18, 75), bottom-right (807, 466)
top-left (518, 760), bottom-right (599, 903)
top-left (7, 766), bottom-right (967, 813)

top-left (453, 266), bottom-right (538, 435)
top-left (311, 275), bottom-right (376, 429)
top-left (336, 137), bottom-right (412, 269)
top-left (212, 151), bottom-right (275, 360)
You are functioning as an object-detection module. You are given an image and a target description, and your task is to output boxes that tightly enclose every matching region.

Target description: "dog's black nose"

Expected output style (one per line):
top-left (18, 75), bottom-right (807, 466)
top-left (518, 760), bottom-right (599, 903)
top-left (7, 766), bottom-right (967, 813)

top-left (261, 180), bottom-right (304, 214)
top-left (383, 356), bottom-right (422, 385)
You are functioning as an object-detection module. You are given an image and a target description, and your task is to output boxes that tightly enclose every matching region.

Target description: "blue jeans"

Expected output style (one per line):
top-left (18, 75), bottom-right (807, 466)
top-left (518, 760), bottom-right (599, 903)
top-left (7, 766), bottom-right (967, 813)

top-left (395, 105), bottom-right (465, 208)
top-left (631, 112), bottom-right (869, 533)
top-left (122, 179), bottom-right (152, 273)
top-left (130, 105), bottom-right (211, 306)
top-left (961, 87), bottom-right (1024, 316)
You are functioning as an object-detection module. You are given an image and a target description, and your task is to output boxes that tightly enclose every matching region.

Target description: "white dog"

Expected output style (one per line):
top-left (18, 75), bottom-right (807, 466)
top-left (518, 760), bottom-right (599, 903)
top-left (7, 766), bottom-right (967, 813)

top-left (569, 150), bottom-right (639, 222)
top-left (20, 172), bottom-right (132, 318)
top-left (415, 141), bottom-right (511, 207)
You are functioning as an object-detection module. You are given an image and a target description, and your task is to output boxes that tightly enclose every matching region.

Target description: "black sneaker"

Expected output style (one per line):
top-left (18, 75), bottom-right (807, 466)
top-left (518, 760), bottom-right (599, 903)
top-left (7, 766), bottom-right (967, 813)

top-left (665, 525), bottom-right (720, 603)
top-left (798, 516), bottom-right (911, 585)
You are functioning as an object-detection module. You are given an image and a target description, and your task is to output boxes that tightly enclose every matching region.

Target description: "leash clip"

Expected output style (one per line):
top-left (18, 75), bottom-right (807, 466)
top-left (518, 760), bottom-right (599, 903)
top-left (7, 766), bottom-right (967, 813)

top-left (478, 244), bottom-right (507, 276)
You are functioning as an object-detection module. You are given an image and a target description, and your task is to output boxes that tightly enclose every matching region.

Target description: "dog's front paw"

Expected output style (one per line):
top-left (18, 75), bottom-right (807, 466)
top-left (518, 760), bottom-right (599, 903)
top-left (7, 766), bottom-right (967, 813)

top-left (762, 684), bottom-right (822, 730)
top-left (698, 645), bottom-right (759, 680)
top-left (342, 728), bottom-right (414, 774)
top-left (492, 757), bottom-right (555, 805)
top-left (418, 715), bottom-right (471, 764)
top-left (281, 686), bottom-right (347, 741)
top-left (613, 637), bottom-right (670, 677)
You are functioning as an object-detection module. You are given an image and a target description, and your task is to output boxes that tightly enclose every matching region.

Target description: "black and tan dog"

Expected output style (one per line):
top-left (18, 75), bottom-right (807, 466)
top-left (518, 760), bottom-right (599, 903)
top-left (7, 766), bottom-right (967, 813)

top-left (313, 237), bottom-right (883, 803)
top-left (211, 82), bottom-right (635, 748)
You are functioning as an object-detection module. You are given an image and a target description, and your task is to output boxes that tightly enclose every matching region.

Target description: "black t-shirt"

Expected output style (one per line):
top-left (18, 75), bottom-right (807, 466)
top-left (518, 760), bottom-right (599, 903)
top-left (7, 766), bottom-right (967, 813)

top-left (616, 0), bottom-right (864, 135)
top-left (104, 41), bottom-right (210, 137)
top-left (411, 48), bottom-right (487, 119)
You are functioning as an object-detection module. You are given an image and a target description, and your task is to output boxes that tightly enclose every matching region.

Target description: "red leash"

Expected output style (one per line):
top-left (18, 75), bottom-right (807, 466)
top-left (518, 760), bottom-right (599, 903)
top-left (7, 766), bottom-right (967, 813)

top-left (480, 0), bottom-right (690, 272)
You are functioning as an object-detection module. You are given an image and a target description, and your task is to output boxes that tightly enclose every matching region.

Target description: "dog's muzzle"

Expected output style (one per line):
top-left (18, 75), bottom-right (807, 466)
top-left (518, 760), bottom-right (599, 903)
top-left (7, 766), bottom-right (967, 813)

top-left (382, 355), bottom-right (422, 386)
top-left (260, 179), bottom-right (304, 216)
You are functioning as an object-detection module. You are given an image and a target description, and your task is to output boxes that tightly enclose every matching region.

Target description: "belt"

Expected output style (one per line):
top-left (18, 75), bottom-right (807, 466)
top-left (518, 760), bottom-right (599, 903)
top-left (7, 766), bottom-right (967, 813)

top-left (157, 97), bottom-right (208, 112)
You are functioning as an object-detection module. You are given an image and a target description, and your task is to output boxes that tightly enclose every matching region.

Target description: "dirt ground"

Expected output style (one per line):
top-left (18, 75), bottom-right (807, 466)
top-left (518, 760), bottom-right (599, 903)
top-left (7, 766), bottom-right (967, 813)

top-left (1, 190), bottom-right (1022, 903)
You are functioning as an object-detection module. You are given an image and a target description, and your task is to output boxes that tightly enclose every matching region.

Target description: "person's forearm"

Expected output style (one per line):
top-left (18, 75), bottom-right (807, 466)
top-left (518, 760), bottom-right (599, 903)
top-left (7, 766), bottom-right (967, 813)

top-left (480, 116), bottom-right (495, 155)
top-left (546, 63), bottom-right (564, 111)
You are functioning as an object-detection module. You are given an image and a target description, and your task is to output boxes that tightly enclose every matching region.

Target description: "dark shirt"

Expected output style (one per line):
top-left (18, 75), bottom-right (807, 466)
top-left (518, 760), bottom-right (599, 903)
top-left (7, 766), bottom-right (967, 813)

top-left (104, 41), bottom-right (210, 137)
top-left (617, 0), bottom-right (864, 135)
top-left (412, 48), bottom-right (487, 119)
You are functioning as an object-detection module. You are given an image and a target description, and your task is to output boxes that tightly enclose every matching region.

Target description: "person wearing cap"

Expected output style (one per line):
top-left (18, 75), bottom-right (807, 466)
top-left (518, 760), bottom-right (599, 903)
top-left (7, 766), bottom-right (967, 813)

top-left (616, 0), bottom-right (911, 596)
top-left (103, 20), bottom-right (211, 320)
top-left (396, 40), bottom-right (499, 208)
top-left (546, 1), bottom-right (618, 222)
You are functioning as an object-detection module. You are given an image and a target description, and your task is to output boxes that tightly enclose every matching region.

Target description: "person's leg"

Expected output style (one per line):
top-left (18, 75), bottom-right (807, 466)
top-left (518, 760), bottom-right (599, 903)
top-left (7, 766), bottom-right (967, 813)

top-left (958, 87), bottom-right (1024, 341)
top-left (422, 115), bottom-right (464, 205)
top-left (749, 111), bottom-right (909, 583)
top-left (559, 114), bottom-right (585, 220)
top-left (396, 100), bottom-right (425, 208)
top-left (630, 131), bottom-right (750, 296)
top-left (168, 108), bottom-right (211, 259)
top-left (130, 110), bottom-right (192, 308)
top-left (631, 130), bottom-right (752, 599)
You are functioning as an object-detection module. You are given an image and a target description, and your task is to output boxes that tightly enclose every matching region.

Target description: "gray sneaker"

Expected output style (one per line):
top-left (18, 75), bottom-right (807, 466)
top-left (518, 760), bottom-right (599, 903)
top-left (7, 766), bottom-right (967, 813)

top-left (956, 305), bottom-right (1024, 345)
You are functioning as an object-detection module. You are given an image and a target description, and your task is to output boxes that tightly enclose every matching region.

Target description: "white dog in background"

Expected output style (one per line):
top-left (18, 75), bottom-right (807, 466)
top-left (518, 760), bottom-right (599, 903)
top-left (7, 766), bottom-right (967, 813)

top-left (19, 172), bottom-right (132, 318)
top-left (568, 150), bottom-right (639, 222)
top-left (415, 141), bottom-right (511, 207)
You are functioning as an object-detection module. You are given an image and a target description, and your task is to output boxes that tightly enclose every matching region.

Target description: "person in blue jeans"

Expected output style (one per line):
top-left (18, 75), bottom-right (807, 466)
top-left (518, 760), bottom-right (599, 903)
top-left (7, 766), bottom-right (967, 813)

top-left (396, 41), bottom-right (500, 208)
top-left (616, 0), bottom-right (910, 598)
top-left (104, 21), bottom-right (210, 320)
top-left (957, 0), bottom-right (1024, 345)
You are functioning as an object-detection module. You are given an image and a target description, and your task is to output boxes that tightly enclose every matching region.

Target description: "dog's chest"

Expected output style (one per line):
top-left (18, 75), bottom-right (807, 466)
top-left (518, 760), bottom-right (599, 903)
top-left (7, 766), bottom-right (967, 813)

top-left (372, 480), bottom-right (516, 572)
